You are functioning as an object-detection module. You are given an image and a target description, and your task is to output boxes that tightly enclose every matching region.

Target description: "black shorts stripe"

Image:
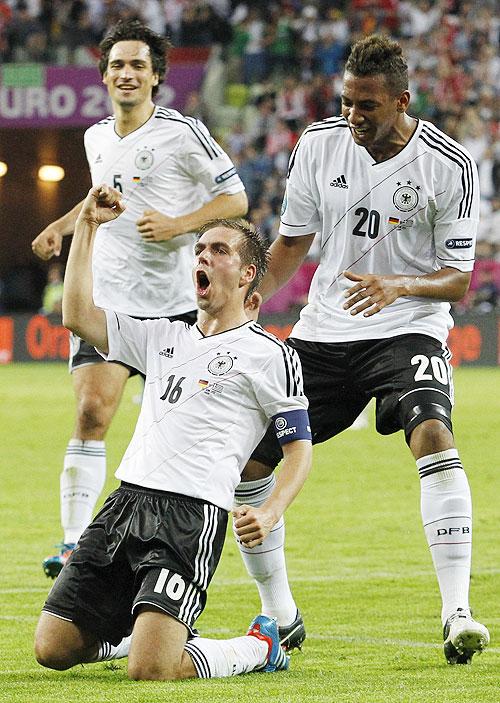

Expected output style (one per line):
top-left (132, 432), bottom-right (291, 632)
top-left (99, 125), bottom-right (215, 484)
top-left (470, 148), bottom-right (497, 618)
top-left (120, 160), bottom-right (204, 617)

top-left (179, 582), bottom-right (202, 625)
top-left (194, 504), bottom-right (218, 590)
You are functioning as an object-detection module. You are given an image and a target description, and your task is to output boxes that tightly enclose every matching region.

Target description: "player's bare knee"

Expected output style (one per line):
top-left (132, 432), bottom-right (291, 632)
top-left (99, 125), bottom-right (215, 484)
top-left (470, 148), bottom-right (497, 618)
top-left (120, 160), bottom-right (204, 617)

top-left (399, 391), bottom-right (453, 450)
top-left (409, 418), bottom-right (454, 456)
top-left (34, 637), bottom-right (73, 671)
top-left (75, 395), bottom-right (109, 436)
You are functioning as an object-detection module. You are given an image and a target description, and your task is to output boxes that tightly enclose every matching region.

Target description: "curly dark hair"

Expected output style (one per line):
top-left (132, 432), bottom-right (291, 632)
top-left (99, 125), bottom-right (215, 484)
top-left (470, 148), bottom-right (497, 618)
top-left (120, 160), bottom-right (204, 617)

top-left (345, 35), bottom-right (409, 96)
top-left (98, 20), bottom-right (171, 98)
top-left (197, 219), bottom-right (269, 299)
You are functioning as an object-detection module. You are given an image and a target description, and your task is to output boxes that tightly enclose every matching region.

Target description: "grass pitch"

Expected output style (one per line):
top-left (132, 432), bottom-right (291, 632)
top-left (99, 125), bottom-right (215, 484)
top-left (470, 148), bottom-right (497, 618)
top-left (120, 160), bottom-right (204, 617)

top-left (1, 363), bottom-right (499, 703)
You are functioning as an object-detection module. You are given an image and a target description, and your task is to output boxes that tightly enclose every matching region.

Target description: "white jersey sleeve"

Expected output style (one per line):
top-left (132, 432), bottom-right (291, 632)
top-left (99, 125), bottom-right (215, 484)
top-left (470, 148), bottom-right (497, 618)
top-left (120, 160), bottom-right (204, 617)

top-left (280, 132), bottom-right (321, 236)
top-left (103, 310), bottom-right (163, 375)
top-left (431, 146), bottom-right (479, 272)
top-left (178, 116), bottom-right (245, 198)
top-left (249, 329), bottom-right (308, 418)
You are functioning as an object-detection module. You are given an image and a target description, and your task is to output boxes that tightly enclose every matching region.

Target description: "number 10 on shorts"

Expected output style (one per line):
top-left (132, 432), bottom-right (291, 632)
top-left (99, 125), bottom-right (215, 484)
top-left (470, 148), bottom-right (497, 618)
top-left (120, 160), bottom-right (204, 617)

top-left (153, 568), bottom-right (187, 601)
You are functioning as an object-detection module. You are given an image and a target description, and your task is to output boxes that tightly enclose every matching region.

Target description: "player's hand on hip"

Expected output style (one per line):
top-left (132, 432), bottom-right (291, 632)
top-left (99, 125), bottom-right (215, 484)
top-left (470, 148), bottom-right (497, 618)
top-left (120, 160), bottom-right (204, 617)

top-left (342, 270), bottom-right (403, 317)
top-left (232, 505), bottom-right (275, 548)
top-left (31, 228), bottom-right (63, 260)
top-left (80, 185), bottom-right (126, 226)
top-left (137, 210), bottom-right (182, 242)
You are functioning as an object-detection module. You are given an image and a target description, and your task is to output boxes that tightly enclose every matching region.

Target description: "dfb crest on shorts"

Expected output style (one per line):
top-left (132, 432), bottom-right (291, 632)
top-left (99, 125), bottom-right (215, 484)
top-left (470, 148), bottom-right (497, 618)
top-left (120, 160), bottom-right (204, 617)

top-left (208, 352), bottom-right (236, 376)
top-left (392, 180), bottom-right (420, 212)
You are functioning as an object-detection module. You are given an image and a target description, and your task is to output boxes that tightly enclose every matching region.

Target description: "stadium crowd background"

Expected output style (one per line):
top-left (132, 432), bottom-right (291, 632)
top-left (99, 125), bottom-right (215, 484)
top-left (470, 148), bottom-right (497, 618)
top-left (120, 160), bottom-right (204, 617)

top-left (0, 0), bottom-right (498, 314)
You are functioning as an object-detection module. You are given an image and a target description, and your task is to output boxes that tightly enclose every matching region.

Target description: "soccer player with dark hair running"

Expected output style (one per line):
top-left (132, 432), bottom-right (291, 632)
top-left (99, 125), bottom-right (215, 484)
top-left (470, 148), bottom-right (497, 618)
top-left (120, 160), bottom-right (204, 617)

top-left (34, 185), bottom-right (312, 680)
top-left (31, 20), bottom-right (248, 579)
top-left (235, 34), bottom-right (490, 664)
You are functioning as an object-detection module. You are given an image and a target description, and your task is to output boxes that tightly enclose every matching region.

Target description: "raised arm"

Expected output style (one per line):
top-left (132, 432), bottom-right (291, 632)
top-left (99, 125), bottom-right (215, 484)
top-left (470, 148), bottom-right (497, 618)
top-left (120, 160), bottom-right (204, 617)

top-left (62, 185), bottom-right (125, 353)
top-left (31, 200), bottom-right (85, 260)
top-left (136, 191), bottom-right (248, 243)
top-left (233, 439), bottom-right (312, 548)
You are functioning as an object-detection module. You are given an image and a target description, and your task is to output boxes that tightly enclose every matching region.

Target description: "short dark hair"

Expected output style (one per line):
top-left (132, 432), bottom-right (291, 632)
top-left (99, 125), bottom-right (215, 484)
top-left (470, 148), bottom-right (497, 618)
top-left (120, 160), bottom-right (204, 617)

top-left (345, 34), bottom-right (408, 95)
top-left (197, 218), bottom-right (269, 299)
top-left (98, 20), bottom-right (171, 98)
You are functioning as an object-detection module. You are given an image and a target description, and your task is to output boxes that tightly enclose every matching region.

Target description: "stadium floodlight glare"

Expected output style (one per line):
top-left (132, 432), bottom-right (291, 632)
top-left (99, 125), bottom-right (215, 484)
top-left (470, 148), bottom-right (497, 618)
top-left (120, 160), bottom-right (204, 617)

top-left (0, 161), bottom-right (7, 177)
top-left (38, 165), bottom-right (65, 182)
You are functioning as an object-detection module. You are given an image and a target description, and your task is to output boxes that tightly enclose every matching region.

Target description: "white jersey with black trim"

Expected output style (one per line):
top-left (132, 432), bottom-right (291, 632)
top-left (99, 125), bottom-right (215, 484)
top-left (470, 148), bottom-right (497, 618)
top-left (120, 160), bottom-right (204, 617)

top-left (280, 117), bottom-right (479, 343)
top-left (84, 106), bottom-right (245, 318)
top-left (102, 312), bottom-right (308, 511)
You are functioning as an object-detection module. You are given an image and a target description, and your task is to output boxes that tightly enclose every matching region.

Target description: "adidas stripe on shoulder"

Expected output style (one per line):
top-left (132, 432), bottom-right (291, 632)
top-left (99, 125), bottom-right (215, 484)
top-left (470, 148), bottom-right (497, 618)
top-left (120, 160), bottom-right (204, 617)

top-left (419, 123), bottom-right (476, 219)
top-left (155, 108), bottom-right (223, 160)
top-left (249, 324), bottom-right (304, 398)
top-left (288, 117), bottom-right (348, 177)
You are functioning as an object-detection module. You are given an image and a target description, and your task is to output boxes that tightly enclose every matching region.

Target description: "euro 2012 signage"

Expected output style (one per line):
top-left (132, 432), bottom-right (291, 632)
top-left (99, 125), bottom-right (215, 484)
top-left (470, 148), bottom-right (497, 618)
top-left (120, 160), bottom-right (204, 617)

top-left (0, 63), bottom-right (201, 128)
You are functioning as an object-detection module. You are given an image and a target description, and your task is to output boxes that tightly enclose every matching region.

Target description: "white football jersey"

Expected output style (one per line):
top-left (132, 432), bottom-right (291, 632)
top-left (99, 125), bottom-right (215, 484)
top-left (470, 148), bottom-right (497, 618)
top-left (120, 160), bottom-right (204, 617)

top-left (84, 106), bottom-right (245, 317)
top-left (103, 312), bottom-right (308, 511)
top-left (280, 117), bottom-right (479, 343)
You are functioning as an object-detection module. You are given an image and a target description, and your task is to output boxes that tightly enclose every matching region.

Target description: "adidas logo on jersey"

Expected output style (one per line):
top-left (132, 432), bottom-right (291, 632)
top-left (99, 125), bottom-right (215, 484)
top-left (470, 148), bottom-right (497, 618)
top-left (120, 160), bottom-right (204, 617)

top-left (159, 347), bottom-right (174, 358)
top-left (330, 174), bottom-right (348, 188)
top-left (95, 154), bottom-right (103, 164)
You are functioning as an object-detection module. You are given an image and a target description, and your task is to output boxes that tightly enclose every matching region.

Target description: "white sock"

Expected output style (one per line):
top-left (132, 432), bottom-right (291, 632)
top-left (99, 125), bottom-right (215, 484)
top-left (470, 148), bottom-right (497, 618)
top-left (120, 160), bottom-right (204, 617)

top-left (418, 449), bottom-right (472, 624)
top-left (94, 635), bottom-right (132, 661)
top-left (61, 439), bottom-right (106, 544)
top-left (184, 635), bottom-right (268, 678)
top-left (234, 476), bottom-right (297, 626)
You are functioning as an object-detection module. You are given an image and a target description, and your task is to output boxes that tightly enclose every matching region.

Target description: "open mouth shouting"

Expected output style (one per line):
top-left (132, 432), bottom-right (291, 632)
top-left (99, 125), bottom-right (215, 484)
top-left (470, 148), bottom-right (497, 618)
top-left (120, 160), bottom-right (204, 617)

top-left (195, 269), bottom-right (211, 298)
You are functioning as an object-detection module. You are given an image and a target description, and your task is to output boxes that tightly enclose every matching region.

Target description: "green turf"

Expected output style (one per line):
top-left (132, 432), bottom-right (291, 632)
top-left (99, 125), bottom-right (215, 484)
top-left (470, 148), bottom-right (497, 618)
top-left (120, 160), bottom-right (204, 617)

top-left (1, 363), bottom-right (499, 702)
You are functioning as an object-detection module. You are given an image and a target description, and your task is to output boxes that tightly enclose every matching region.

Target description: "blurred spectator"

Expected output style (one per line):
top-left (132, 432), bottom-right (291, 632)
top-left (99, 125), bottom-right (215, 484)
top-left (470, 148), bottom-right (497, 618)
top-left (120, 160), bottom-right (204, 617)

top-left (470, 265), bottom-right (499, 313)
top-left (184, 89), bottom-right (210, 122)
top-left (240, 6), bottom-right (269, 85)
top-left (305, 74), bottom-right (337, 122)
top-left (41, 262), bottom-right (64, 316)
top-left (6, 0), bottom-right (45, 61)
top-left (314, 30), bottom-right (346, 77)
top-left (293, 4), bottom-right (320, 46)
top-left (399, 0), bottom-right (443, 37)
top-left (245, 92), bottom-right (277, 150)
top-left (226, 120), bottom-right (249, 157)
top-left (179, 2), bottom-right (231, 47)
top-left (0, 1), bottom-right (12, 58)
top-left (268, 5), bottom-right (296, 78)
top-left (275, 75), bottom-right (306, 131)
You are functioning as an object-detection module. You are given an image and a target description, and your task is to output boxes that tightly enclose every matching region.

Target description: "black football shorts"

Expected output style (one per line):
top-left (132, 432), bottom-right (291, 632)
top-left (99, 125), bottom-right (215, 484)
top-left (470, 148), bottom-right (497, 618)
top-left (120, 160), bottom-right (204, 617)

top-left (43, 482), bottom-right (227, 644)
top-left (251, 333), bottom-right (454, 468)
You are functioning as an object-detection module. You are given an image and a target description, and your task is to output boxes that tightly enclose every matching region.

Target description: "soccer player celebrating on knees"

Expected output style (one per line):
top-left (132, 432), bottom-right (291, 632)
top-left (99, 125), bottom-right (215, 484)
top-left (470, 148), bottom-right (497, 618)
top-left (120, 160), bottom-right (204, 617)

top-left (34, 185), bottom-right (312, 680)
top-left (236, 34), bottom-right (489, 664)
top-left (31, 20), bottom-right (248, 578)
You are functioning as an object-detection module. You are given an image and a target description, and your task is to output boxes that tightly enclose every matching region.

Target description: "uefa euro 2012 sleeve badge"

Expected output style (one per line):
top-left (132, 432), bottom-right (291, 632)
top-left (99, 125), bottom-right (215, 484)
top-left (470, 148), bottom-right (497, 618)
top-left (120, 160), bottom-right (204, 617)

top-left (392, 180), bottom-right (420, 212)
